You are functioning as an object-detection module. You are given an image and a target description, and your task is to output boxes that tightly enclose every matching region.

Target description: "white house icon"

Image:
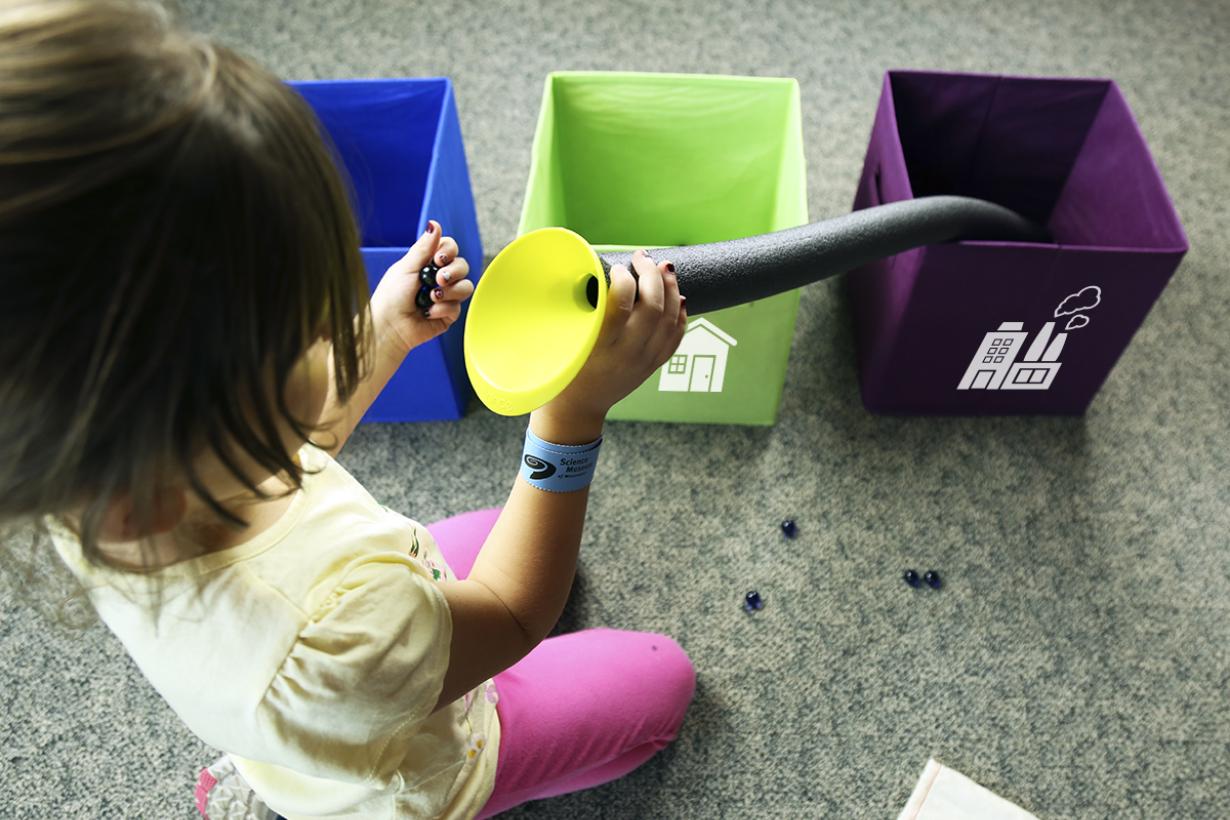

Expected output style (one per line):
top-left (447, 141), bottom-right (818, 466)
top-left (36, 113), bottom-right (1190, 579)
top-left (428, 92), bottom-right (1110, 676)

top-left (659, 317), bottom-right (738, 393)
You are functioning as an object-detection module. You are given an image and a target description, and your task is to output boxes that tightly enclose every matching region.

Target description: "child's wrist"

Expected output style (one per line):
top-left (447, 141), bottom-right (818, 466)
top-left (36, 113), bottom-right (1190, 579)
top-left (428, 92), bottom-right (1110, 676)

top-left (369, 296), bottom-right (413, 359)
top-left (529, 405), bottom-right (605, 446)
top-left (520, 426), bottom-right (602, 493)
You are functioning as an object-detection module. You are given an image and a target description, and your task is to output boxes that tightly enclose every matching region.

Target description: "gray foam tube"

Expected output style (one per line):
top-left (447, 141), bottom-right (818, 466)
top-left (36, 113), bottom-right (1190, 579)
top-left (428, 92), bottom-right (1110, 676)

top-left (597, 195), bottom-right (1052, 315)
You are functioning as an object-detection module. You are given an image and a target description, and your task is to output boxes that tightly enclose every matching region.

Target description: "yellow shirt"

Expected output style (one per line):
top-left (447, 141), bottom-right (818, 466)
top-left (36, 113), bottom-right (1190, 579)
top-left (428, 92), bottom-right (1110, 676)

top-left (48, 443), bottom-right (500, 819)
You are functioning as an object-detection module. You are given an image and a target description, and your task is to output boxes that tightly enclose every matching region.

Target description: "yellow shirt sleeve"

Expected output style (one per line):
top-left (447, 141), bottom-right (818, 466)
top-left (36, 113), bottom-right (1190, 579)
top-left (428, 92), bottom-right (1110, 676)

top-left (256, 550), bottom-right (454, 787)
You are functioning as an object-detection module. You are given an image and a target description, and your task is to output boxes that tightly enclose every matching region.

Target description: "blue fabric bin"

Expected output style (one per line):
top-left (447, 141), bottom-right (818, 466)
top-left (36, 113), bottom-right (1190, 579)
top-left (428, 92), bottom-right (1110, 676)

top-left (290, 78), bottom-right (483, 421)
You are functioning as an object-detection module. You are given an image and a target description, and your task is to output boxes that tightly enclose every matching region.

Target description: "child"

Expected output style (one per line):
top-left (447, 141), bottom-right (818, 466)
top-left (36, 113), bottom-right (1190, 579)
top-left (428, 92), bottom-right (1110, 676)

top-left (0, 1), bottom-right (696, 818)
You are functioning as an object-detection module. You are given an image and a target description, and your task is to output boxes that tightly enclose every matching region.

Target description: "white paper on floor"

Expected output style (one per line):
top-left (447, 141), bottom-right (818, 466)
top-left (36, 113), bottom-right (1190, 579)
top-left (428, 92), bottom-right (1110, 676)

top-left (897, 758), bottom-right (1037, 820)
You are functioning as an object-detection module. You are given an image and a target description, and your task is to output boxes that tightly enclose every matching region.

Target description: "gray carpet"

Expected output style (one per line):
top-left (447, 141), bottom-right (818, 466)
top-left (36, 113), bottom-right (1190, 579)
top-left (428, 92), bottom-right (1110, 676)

top-left (4, 0), bottom-right (1229, 817)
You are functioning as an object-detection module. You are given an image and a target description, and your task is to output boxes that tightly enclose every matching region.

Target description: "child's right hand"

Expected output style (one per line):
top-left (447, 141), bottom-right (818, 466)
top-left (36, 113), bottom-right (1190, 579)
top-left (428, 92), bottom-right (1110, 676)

top-left (537, 249), bottom-right (687, 429)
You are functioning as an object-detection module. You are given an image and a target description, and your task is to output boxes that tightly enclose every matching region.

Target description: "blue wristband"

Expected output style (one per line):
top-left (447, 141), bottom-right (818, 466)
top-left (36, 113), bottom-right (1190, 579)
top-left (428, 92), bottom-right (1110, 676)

top-left (521, 427), bottom-right (602, 493)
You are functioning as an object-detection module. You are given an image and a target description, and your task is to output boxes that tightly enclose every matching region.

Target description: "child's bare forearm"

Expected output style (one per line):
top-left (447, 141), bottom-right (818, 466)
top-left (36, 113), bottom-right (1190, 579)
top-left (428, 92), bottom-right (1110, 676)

top-left (465, 406), bottom-right (604, 644)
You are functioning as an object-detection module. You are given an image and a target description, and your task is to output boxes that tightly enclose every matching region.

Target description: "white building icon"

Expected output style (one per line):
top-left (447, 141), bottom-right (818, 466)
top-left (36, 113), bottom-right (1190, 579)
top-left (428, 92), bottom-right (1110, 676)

top-left (957, 320), bottom-right (1067, 391)
top-left (659, 317), bottom-right (737, 393)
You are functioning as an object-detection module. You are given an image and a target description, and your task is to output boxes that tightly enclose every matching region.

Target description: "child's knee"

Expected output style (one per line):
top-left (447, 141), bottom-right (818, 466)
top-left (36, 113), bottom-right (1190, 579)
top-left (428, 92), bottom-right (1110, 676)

top-left (644, 634), bottom-right (696, 723)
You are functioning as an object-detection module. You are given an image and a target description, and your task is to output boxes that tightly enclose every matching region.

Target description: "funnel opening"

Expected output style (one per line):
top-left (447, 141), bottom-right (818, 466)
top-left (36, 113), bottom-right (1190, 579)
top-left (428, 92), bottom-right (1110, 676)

top-left (584, 274), bottom-right (599, 309)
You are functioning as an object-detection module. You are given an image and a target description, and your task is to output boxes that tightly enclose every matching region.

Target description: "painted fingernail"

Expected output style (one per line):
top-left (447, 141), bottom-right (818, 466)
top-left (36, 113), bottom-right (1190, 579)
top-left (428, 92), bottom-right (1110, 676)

top-left (442, 272), bottom-right (451, 284)
top-left (680, 295), bottom-right (688, 306)
top-left (437, 252), bottom-right (448, 264)
top-left (666, 262), bottom-right (676, 273)
top-left (432, 287), bottom-right (443, 300)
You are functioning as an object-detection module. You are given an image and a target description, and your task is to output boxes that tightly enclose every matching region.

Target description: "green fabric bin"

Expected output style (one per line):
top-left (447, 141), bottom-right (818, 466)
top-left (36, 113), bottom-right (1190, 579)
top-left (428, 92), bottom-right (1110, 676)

top-left (518, 72), bottom-right (808, 425)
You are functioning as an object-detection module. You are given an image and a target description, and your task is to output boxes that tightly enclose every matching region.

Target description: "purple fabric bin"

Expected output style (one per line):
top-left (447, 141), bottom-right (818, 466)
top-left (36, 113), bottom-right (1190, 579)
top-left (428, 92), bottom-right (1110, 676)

top-left (848, 70), bottom-right (1188, 414)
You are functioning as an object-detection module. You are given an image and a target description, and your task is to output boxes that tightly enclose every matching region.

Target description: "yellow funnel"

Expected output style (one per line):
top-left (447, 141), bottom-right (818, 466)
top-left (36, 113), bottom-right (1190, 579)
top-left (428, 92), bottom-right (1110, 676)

top-left (464, 227), bottom-right (606, 416)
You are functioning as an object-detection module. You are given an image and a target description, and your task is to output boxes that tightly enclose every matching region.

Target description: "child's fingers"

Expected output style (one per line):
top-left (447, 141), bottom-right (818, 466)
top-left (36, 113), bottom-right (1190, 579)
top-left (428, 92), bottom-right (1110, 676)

top-left (626, 250), bottom-right (665, 340)
top-left (630, 249), bottom-right (663, 312)
top-left (430, 277), bottom-right (474, 304)
top-left (435, 256), bottom-right (469, 286)
top-left (391, 220), bottom-right (441, 274)
top-left (649, 299), bottom-right (688, 369)
top-left (669, 258), bottom-right (688, 328)
top-left (432, 236), bottom-right (459, 269)
top-left (422, 299), bottom-right (462, 325)
top-left (644, 259), bottom-right (681, 359)
top-left (658, 259), bottom-right (681, 325)
top-left (601, 264), bottom-right (637, 345)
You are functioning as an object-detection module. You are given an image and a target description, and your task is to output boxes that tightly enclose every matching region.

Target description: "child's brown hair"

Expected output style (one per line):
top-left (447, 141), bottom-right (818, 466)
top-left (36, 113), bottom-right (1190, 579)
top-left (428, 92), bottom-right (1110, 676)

top-left (0, 0), bottom-right (372, 621)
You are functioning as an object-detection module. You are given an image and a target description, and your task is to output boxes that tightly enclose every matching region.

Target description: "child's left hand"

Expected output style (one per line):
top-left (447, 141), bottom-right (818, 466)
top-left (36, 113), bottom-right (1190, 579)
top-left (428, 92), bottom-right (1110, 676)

top-left (370, 219), bottom-right (474, 356)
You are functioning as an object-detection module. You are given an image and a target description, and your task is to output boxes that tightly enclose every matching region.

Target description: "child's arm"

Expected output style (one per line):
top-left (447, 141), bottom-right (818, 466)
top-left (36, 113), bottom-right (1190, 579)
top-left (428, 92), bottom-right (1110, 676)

top-left (316, 221), bottom-right (471, 456)
top-left (433, 249), bottom-right (687, 710)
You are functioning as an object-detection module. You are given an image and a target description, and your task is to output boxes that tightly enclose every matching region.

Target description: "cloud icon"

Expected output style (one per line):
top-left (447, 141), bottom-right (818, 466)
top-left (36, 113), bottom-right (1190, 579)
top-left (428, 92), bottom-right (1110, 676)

top-left (1055, 285), bottom-right (1101, 318)
top-left (1065, 314), bottom-right (1090, 331)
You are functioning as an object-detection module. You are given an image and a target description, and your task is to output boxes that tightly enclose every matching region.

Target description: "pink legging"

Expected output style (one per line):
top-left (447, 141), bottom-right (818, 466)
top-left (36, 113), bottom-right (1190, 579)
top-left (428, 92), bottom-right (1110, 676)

top-left (425, 508), bottom-right (696, 818)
